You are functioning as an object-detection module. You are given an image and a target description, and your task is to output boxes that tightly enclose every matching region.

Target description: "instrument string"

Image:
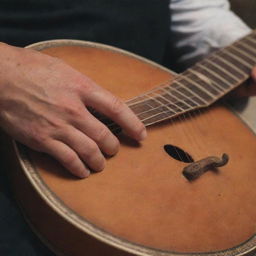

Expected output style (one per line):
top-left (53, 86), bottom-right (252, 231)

top-left (102, 78), bottom-right (199, 162)
top-left (142, 92), bottom-right (191, 162)
top-left (97, 39), bottom-right (255, 161)
top-left (108, 77), bottom-right (212, 161)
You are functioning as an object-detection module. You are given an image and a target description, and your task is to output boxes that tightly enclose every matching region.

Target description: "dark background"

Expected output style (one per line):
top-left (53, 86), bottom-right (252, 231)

top-left (231, 0), bottom-right (256, 28)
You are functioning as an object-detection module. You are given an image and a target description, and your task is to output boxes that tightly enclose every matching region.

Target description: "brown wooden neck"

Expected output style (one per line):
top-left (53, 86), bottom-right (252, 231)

top-left (94, 30), bottom-right (256, 133)
top-left (125, 30), bottom-right (256, 127)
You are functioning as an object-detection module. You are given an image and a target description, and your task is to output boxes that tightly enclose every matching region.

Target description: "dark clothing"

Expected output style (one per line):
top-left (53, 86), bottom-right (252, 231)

top-left (0, 1), bottom-right (171, 255)
top-left (1, 0), bottom-right (170, 63)
top-left (0, 154), bottom-right (54, 256)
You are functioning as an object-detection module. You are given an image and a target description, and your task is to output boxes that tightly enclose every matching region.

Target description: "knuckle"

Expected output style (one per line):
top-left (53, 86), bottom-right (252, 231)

top-left (49, 119), bottom-right (64, 131)
top-left (64, 104), bottom-right (83, 118)
top-left (61, 151), bottom-right (77, 167)
top-left (27, 127), bottom-right (48, 149)
top-left (110, 97), bottom-right (124, 115)
top-left (44, 56), bottom-right (66, 70)
top-left (95, 127), bottom-right (110, 142)
top-left (75, 76), bottom-right (95, 95)
top-left (83, 142), bottom-right (99, 159)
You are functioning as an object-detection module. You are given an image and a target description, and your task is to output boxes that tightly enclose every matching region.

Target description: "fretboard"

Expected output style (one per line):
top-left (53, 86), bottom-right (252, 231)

top-left (125, 30), bottom-right (256, 127)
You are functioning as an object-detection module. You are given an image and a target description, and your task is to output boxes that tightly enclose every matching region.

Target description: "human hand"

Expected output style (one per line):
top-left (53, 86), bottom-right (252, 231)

top-left (0, 43), bottom-right (146, 178)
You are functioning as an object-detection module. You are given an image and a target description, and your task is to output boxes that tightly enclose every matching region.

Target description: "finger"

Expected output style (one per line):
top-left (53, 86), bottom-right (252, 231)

top-left (42, 140), bottom-right (90, 178)
top-left (83, 88), bottom-right (147, 141)
top-left (54, 126), bottom-right (105, 172)
top-left (233, 79), bottom-right (256, 98)
top-left (251, 66), bottom-right (256, 82)
top-left (71, 109), bottom-right (120, 156)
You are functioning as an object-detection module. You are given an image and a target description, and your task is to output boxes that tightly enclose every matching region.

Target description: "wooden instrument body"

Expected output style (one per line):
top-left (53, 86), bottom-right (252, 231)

top-left (8, 40), bottom-right (256, 256)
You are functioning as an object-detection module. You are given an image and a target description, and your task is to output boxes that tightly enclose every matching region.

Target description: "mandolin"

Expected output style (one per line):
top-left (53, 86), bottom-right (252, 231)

top-left (6, 30), bottom-right (256, 256)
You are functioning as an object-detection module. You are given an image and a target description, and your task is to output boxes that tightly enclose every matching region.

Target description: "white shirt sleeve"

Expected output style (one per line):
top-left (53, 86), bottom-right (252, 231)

top-left (169, 0), bottom-right (252, 71)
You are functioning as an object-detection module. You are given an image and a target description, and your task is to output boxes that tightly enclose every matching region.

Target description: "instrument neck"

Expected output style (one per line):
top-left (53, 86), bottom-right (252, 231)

top-left (126, 30), bottom-right (256, 127)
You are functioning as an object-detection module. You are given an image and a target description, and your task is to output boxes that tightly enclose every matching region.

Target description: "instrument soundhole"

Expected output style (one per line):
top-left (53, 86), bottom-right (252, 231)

top-left (164, 144), bottom-right (194, 163)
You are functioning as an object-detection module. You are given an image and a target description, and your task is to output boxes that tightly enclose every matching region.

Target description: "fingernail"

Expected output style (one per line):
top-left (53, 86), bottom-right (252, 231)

top-left (78, 169), bottom-right (90, 179)
top-left (95, 159), bottom-right (105, 172)
top-left (139, 128), bottom-right (147, 141)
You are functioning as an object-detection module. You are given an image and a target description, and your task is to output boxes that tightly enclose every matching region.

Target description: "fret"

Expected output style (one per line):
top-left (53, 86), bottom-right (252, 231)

top-left (171, 82), bottom-right (196, 99)
top-left (223, 48), bottom-right (255, 75)
top-left (242, 38), bottom-right (256, 51)
top-left (129, 100), bottom-right (154, 113)
top-left (214, 53), bottom-right (248, 78)
top-left (127, 95), bottom-right (147, 105)
top-left (158, 102), bottom-right (183, 114)
top-left (160, 88), bottom-right (191, 111)
top-left (148, 98), bottom-right (164, 108)
top-left (147, 93), bottom-right (169, 105)
top-left (148, 92), bottom-right (190, 116)
top-left (146, 93), bottom-right (178, 115)
top-left (163, 84), bottom-right (193, 103)
top-left (239, 40), bottom-right (256, 53)
top-left (202, 60), bottom-right (237, 85)
top-left (133, 91), bottom-right (185, 119)
top-left (128, 82), bottom-right (202, 123)
top-left (146, 93), bottom-right (168, 107)
top-left (158, 87), bottom-right (194, 110)
top-left (159, 87), bottom-right (194, 110)
top-left (174, 80), bottom-right (208, 105)
top-left (183, 76), bottom-right (214, 101)
top-left (235, 42), bottom-right (256, 64)
top-left (168, 87), bottom-right (198, 107)
top-left (181, 98), bottom-right (198, 108)
top-left (193, 65), bottom-right (228, 91)
top-left (188, 69), bottom-right (223, 94)
top-left (174, 101), bottom-right (191, 110)
top-left (246, 37), bottom-right (256, 47)
top-left (232, 44), bottom-right (256, 63)
top-left (137, 105), bottom-right (177, 121)
top-left (123, 31), bottom-right (256, 128)
top-left (142, 111), bottom-right (176, 126)
top-left (127, 95), bottom-right (154, 109)
top-left (158, 89), bottom-right (181, 107)
top-left (160, 88), bottom-right (184, 106)
top-left (165, 88), bottom-right (188, 103)
top-left (178, 77), bottom-right (213, 103)
top-left (210, 57), bottom-right (245, 82)
top-left (146, 94), bottom-right (167, 108)
top-left (171, 82), bottom-right (202, 107)
top-left (229, 47), bottom-right (256, 69)
top-left (149, 87), bottom-right (200, 112)
top-left (128, 89), bottom-right (172, 110)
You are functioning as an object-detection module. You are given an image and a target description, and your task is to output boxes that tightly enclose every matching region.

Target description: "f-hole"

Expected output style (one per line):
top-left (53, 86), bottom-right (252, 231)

top-left (164, 144), bottom-right (194, 163)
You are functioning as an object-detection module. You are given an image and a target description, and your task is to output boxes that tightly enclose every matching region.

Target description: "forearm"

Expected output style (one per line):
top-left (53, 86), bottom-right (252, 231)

top-left (169, 0), bottom-right (252, 71)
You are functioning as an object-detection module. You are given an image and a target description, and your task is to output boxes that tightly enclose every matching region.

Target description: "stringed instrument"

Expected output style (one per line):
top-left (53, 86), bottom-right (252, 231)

top-left (6, 30), bottom-right (256, 256)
